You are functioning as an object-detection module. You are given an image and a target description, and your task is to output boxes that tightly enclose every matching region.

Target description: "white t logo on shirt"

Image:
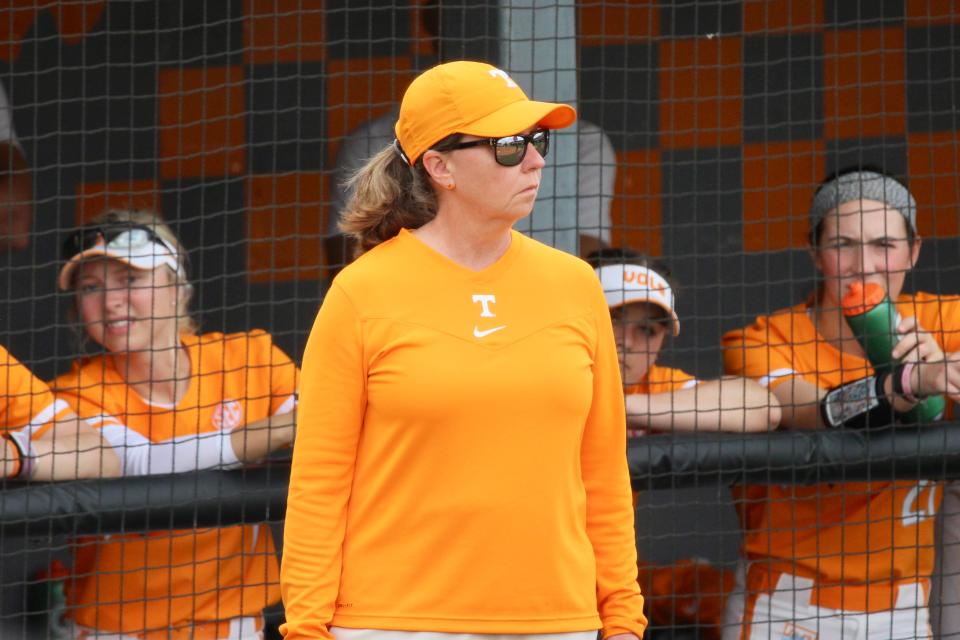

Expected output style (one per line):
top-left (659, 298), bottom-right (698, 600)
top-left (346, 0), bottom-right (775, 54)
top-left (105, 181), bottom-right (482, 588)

top-left (472, 294), bottom-right (497, 317)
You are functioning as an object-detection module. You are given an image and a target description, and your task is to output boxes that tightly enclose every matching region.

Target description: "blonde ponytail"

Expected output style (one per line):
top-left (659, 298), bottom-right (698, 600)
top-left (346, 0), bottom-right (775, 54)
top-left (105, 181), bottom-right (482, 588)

top-left (339, 135), bottom-right (461, 256)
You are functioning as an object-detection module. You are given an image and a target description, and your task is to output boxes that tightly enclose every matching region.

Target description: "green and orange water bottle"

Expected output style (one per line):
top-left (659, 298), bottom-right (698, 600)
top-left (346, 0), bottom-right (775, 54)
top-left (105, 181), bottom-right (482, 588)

top-left (842, 281), bottom-right (944, 423)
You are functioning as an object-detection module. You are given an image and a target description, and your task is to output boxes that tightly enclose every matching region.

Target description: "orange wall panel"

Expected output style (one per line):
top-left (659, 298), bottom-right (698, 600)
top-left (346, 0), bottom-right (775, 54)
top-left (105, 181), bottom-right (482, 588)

top-left (824, 28), bottom-right (905, 140)
top-left (49, 2), bottom-right (105, 45)
top-left (0, 3), bottom-right (38, 62)
top-left (742, 140), bottom-right (825, 251)
top-left (659, 37), bottom-right (742, 149)
top-left (743, 0), bottom-right (822, 33)
top-left (244, 0), bottom-right (325, 64)
top-left (75, 180), bottom-right (161, 225)
top-left (158, 66), bottom-right (247, 180)
top-left (0, 1), bottom-right (105, 61)
top-left (578, 1), bottom-right (658, 46)
top-left (246, 173), bottom-right (328, 282)
top-left (908, 131), bottom-right (960, 238)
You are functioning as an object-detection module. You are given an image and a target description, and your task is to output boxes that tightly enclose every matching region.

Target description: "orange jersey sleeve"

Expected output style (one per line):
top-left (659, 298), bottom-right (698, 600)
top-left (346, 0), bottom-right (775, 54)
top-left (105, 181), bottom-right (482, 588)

top-left (582, 261), bottom-right (650, 638)
top-left (51, 330), bottom-right (297, 633)
top-left (281, 230), bottom-right (645, 639)
top-left (625, 364), bottom-right (698, 396)
top-left (906, 292), bottom-right (960, 354)
top-left (281, 281), bottom-right (364, 640)
top-left (0, 344), bottom-right (69, 436)
top-left (721, 304), bottom-right (821, 390)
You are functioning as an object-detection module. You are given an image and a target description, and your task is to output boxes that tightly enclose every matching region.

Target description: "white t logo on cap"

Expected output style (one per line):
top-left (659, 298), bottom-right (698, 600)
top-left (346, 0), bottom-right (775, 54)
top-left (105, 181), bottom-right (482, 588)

top-left (488, 69), bottom-right (518, 88)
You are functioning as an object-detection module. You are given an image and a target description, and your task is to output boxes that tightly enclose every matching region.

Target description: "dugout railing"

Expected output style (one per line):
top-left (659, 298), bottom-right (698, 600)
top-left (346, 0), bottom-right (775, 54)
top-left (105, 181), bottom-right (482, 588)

top-left (3, 423), bottom-right (960, 536)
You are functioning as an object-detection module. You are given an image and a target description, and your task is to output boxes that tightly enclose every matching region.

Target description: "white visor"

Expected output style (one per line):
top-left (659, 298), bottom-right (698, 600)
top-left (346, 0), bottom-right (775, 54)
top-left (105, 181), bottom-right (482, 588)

top-left (596, 263), bottom-right (680, 336)
top-left (59, 229), bottom-right (183, 291)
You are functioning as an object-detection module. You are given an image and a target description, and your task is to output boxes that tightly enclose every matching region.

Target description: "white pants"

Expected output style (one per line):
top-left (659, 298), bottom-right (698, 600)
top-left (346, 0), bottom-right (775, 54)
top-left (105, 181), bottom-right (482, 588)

top-left (68, 616), bottom-right (262, 640)
top-left (330, 629), bottom-right (599, 640)
top-left (722, 566), bottom-right (930, 640)
top-left (932, 480), bottom-right (960, 638)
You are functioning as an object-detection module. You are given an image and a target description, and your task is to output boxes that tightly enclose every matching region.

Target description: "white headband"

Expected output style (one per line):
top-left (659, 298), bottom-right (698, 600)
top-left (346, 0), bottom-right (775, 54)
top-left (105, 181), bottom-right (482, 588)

top-left (595, 263), bottom-right (680, 336)
top-left (59, 229), bottom-right (184, 291)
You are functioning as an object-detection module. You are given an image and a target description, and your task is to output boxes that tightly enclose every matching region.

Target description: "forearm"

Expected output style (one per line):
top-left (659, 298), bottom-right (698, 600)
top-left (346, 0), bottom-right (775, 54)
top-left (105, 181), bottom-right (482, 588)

top-left (230, 408), bottom-right (296, 462)
top-left (777, 373), bottom-right (910, 431)
top-left (626, 378), bottom-right (779, 433)
top-left (626, 392), bottom-right (696, 431)
top-left (103, 408), bottom-right (295, 477)
top-left (713, 377), bottom-right (781, 431)
top-left (6, 417), bottom-right (121, 481)
top-left (771, 378), bottom-right (825, 430)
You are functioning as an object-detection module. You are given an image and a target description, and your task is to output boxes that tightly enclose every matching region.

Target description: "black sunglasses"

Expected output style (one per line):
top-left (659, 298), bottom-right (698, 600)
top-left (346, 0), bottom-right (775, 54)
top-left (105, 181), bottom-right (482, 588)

top-left (450, 129), bottom-right (550, 167)
top-left (62, 222), bottom-right (173, 262)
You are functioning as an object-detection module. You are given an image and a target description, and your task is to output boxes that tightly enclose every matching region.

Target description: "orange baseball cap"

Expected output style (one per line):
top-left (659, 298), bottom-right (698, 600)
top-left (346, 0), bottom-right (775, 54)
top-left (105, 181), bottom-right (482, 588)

top-left (394, 60), bottom-right (577, 165)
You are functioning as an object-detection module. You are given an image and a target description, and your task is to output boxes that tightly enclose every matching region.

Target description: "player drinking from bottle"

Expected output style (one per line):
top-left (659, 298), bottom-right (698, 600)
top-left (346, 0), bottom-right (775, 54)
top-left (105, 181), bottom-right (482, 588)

top-left (721, 168), bottom-right (960, 639)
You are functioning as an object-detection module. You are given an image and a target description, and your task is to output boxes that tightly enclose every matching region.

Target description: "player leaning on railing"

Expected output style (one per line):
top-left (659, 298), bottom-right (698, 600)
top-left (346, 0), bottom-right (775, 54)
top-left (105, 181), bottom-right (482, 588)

top-left (587, 247), bottom-right (779, 437)
top-left (722, 169), bottom-right (960, 640)
top-left (587, 247), bottom-right (779, 639)
top-left (51, 208), bottom-right (299, 640)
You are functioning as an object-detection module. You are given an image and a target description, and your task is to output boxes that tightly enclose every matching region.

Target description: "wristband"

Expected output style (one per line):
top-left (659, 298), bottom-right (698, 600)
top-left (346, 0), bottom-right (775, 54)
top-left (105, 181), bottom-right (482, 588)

top-left (821, 374), bottom-right (895, 430)
top-left (900, 361), bottom-right (919, 403)
top-left (3, 434), bottom-right (21, 479)
top-left (6, 431), bottom-right (34, 480)
top-left (892, 362), bottom-right (911, 401)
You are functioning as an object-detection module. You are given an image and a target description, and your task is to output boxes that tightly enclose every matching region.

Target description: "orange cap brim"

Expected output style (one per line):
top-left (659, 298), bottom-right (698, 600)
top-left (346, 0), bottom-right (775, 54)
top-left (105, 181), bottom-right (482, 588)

top-left (457, 99), bottom-right (577, 139)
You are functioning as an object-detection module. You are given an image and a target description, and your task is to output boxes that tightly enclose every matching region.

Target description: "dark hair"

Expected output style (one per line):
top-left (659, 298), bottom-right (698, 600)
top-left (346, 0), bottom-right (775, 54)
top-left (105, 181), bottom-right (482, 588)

top-left (808, 165), bottom-right (916, 248)
top-left (339, 133), bottom-right (463, 256)
top-left (585, 247), bottom-right (670, 276)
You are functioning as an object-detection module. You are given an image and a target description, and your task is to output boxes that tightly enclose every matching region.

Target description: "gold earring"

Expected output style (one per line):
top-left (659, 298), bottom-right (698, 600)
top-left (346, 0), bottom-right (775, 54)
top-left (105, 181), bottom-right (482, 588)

top-left (446, 183), bottom-right (455, 190)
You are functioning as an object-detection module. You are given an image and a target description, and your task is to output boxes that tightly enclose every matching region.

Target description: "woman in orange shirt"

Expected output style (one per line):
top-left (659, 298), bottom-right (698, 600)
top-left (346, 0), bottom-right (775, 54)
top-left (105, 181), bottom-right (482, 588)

top-left (53, 208), bottom-right (299, 640)
top-left (722, 168), bottom-right (960, 639)
top-left (281, 60), bottom-right (646, 640)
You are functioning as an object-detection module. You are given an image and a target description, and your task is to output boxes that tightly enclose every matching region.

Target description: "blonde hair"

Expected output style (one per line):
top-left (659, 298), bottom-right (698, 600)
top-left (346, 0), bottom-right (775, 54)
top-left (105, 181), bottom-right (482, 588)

top-left (339, 134), bottom-right (462, 256)
top-left (69, 208), bottom-right (199, 338)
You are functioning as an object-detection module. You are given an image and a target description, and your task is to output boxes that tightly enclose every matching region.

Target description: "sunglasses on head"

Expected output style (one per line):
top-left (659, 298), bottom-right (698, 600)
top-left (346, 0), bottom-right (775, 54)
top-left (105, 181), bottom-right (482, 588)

top-left (450, 129), bottom-right (550, 167)
top-left (62, 222), bottom-right (176, 262)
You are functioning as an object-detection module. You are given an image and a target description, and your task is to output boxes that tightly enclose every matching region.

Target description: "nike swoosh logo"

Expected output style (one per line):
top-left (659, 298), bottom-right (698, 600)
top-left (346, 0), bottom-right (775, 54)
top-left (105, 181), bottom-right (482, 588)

top-left (473, 325), bottom-right (507, 338)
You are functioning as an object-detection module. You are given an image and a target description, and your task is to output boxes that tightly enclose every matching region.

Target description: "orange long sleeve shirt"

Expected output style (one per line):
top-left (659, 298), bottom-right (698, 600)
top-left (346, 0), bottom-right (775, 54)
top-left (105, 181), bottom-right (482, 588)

top-left (281, 229), bottom-right (645, 639)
